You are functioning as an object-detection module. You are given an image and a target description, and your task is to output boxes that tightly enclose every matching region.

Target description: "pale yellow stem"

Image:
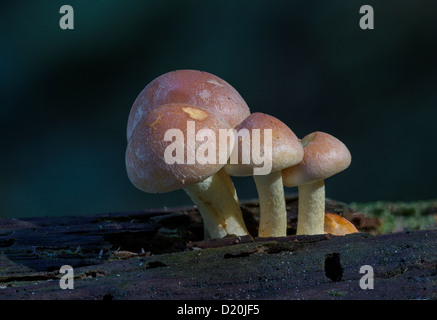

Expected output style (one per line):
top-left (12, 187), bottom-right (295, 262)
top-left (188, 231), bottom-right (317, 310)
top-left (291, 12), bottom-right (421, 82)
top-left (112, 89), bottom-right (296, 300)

top-left (297, 180), bottom-right (325, 235)
top-left (254, 171), bottom-right (287, 237)
top-left (184, 170), bottom-right (249, 239)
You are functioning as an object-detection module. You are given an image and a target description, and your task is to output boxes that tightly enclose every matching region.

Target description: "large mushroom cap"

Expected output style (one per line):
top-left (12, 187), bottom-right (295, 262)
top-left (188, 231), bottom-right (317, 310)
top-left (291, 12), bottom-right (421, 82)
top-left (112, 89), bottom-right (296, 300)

top-left (126, 103), bottom-right (233, 193)
top-left (282, 131), bottom-right (351, 187)
top-left (127, 70), bottom-right (250, 141)
top-left (225, 113), bottom-right (303, 176)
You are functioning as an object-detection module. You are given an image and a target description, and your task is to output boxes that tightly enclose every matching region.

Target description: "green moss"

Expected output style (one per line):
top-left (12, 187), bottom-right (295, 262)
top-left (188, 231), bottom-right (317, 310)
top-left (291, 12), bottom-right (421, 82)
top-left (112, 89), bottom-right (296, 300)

top-left (349, 200), bottom-right (437, 233)
top-left (327, 290), bottom-right (347, 297)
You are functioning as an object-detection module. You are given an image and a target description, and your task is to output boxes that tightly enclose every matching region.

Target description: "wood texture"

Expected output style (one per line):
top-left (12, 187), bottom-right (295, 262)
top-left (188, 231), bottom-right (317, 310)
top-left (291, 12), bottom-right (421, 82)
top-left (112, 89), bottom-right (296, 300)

top-left (1, 196), bottom-right (435, 300)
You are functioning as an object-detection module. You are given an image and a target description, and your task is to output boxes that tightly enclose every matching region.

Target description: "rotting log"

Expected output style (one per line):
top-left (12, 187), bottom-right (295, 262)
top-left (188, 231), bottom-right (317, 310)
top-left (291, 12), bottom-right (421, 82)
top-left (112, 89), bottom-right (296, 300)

top-left (0, 196), bottom-right (436, 300)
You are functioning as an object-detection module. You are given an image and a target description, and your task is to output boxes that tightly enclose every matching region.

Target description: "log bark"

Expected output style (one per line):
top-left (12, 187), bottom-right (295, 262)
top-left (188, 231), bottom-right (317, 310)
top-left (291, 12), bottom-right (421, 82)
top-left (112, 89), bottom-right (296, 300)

top-left (0, 196), bottom-right (436, 300)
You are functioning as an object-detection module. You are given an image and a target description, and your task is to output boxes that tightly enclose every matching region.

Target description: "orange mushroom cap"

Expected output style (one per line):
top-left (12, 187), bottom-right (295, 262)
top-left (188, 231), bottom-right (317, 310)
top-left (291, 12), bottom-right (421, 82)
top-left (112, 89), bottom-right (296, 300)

top-left (324, 212), bottom-right (358, 236)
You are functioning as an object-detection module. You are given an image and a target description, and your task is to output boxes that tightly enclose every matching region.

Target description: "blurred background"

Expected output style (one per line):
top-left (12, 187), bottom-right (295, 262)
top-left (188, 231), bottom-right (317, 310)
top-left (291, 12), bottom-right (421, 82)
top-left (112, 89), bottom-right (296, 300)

top-left (1, 0), bottom-right (436, 218)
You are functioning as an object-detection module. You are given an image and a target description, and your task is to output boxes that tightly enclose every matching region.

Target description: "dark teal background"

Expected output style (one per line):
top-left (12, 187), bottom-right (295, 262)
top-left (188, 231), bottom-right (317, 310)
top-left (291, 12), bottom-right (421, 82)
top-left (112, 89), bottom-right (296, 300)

top-left (1, 1), bottom-right (436, 218)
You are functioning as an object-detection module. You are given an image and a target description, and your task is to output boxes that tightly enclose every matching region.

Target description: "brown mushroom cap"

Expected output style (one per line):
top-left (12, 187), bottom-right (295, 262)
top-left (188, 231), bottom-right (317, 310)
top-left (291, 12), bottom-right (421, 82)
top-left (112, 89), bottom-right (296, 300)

top-left (127, 70), bottom-right (250, 141)
top-left (125, 103), bottom-right (233, 193)
top-left (225, 113), bottom-right (303, 176)
top-left (282, 131), bottom-right (351, 187)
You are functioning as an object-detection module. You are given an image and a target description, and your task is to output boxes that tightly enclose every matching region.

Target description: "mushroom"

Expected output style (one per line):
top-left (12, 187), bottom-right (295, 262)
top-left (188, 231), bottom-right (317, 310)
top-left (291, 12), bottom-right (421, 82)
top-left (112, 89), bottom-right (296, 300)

top-left (127, 69), bottom-right (250, 141)
top-left (125, 103), bottom-right (248, 239)
top-left (126, 69), bottom-right (251, 237)
top-left (324, 213), bottom-right (358, 235)
top-left (226, 113), bottom-right (304, 237)
top-left (282, 131), bottom-right (351, 235)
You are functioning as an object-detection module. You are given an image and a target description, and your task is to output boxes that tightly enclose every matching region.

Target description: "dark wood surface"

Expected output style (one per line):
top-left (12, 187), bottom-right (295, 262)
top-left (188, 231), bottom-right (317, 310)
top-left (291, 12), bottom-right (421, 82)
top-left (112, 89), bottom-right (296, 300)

top-left (1, 196), bottom-right (436, 300)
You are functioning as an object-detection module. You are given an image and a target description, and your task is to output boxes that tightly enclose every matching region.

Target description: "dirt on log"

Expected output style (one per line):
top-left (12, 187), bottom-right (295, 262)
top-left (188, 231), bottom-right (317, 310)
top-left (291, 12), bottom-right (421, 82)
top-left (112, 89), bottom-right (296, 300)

top-left (0, 196), bottom-right (436, 300)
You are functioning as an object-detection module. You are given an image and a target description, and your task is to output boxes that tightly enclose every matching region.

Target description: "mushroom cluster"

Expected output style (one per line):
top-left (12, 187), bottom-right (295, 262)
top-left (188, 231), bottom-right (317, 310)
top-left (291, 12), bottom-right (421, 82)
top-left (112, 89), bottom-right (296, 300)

top-left (126, 69), bottom-right (357, 239)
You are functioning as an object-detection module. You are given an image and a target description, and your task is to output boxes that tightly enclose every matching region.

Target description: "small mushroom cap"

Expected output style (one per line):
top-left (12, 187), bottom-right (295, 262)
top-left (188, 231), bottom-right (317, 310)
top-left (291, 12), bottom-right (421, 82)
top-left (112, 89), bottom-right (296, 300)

top-left (282, 131), bottom-right (351, 187)
top-left (126, 103), bottom-right (233, 193)
top-left (127, 70), bottom-right (250, 141)
top-left (225, 113), bottom-right (304, 176)
top-left (324, 212), bottom-right (358, 235)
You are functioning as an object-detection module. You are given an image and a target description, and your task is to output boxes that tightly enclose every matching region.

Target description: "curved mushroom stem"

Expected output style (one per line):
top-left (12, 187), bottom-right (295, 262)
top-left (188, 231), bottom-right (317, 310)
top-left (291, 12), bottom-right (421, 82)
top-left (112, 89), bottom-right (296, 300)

top-left (253, 171), bottom-right (287, 237)
top-left (183, 169), bottom-right (249, 239)
top-left (216, 167), bottom-right (240, 203)
top-left (202, 168), bottom-right (241, 240)
top-left (296, 180), bottom-right (325, 235)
